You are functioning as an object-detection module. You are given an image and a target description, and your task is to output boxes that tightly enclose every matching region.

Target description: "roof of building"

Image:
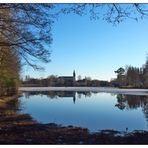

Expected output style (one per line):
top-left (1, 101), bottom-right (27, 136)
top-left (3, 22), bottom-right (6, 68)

top-left (58, 76), bottom-right (73, 80)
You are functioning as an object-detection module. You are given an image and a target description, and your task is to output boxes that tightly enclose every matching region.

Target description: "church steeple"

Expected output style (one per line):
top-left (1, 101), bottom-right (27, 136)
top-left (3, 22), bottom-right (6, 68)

top-left (73, 70), bottom-right (76, 78)
top-left (73, 70), bottom-right (76, 82)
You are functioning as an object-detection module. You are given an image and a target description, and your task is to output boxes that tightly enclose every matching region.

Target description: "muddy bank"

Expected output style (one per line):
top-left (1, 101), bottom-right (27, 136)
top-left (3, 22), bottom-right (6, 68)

top-left (0, 95), bottom-right (21, 109)
top-left (0, 115), bottom-right (148, 144)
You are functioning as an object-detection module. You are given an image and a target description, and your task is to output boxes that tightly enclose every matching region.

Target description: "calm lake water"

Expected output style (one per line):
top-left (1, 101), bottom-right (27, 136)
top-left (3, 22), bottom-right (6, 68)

top-left (18, 91), bottom-right (148, 132)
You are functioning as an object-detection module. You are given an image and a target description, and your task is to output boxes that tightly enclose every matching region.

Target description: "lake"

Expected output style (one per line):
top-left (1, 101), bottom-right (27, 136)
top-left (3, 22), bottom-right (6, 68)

top-left (16, 91), bottom-right (148, 132)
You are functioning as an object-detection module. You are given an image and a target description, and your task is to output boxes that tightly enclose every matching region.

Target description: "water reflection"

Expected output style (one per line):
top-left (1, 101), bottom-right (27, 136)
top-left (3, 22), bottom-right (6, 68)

top-left (24, 91), bottom-right (148, 112)
top-left (115, 94), bottom-right (148, 110)
top-left (115, 94), bottom-right (148, 127)
top-left (20, 91), bottom-right (148, 132)
top-left (24, 91), bottom-right (93, 104)
top-left (115, 94), bottom-right (126, 110)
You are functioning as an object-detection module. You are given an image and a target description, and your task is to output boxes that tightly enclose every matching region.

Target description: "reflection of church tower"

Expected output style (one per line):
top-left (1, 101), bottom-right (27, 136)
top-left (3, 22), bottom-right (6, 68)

top-left (143, 101), bottom-right (148, 127)
top-left (73, 70), bottom-right (76, 86)
top-left (73, 92), bottom-right (76, 104)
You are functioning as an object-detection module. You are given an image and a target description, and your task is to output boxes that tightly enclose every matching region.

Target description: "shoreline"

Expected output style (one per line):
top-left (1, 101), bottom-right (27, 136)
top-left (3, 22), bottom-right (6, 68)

top-left (0, 119), bottom-right (148, 144)
top-left (19, 87), bottom-right (148, 96)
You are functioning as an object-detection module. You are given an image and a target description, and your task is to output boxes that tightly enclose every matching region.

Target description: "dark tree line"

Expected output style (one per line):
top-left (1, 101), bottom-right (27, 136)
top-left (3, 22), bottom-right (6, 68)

top-left (22, 75), bottom-right (110, 87)
top-left (111, 56), bottom-right (148, 88)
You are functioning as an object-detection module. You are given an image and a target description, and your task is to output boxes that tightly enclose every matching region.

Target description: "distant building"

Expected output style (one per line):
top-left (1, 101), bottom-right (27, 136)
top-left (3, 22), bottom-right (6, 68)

top-left (58, 70), bottom-right (76, 86)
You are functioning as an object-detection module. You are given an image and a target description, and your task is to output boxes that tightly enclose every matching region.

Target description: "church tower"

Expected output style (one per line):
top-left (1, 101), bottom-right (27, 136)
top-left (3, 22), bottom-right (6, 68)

top-left (73, 70), bottom-right (76, 84)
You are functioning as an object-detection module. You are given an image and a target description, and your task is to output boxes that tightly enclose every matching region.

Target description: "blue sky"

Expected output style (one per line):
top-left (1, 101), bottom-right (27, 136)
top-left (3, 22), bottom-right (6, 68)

top-left (23, 5), bottom-right (148, 81)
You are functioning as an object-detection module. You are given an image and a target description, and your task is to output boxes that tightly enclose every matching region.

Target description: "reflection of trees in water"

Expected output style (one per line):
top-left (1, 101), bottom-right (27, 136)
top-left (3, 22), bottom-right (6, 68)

top-left (24, 91), bottom-right (93, 104)
top-left (115, 94), bottom-right (148, 127)
top-left (127, 95), bottom-right (148, 109)
top-left (22, 91), bottom-right (148, 129)
top-left (23, 91), bottom-right (148, 126)
top-left (115, 94), bottom-right (148, 110)
top-left (77, 91), bottom-right (92, 98)
top-left (142, 101), bottom-right (148, 124)
top-left (115, 94), bottom-right (126, 110)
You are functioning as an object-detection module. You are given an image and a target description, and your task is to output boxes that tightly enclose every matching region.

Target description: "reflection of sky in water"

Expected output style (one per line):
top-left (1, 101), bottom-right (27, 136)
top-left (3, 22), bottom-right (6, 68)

top-left (19, 92), bottom-right (148, 132)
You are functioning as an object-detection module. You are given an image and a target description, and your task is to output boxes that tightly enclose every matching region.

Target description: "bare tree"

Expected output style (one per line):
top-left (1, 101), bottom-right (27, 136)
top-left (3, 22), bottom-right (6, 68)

top-left (0, 4), bottom-right (55, 70)
top-left (1, 4), bottom-right (148, 70)
top-left (59, 4), bottom-right (148, 25)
